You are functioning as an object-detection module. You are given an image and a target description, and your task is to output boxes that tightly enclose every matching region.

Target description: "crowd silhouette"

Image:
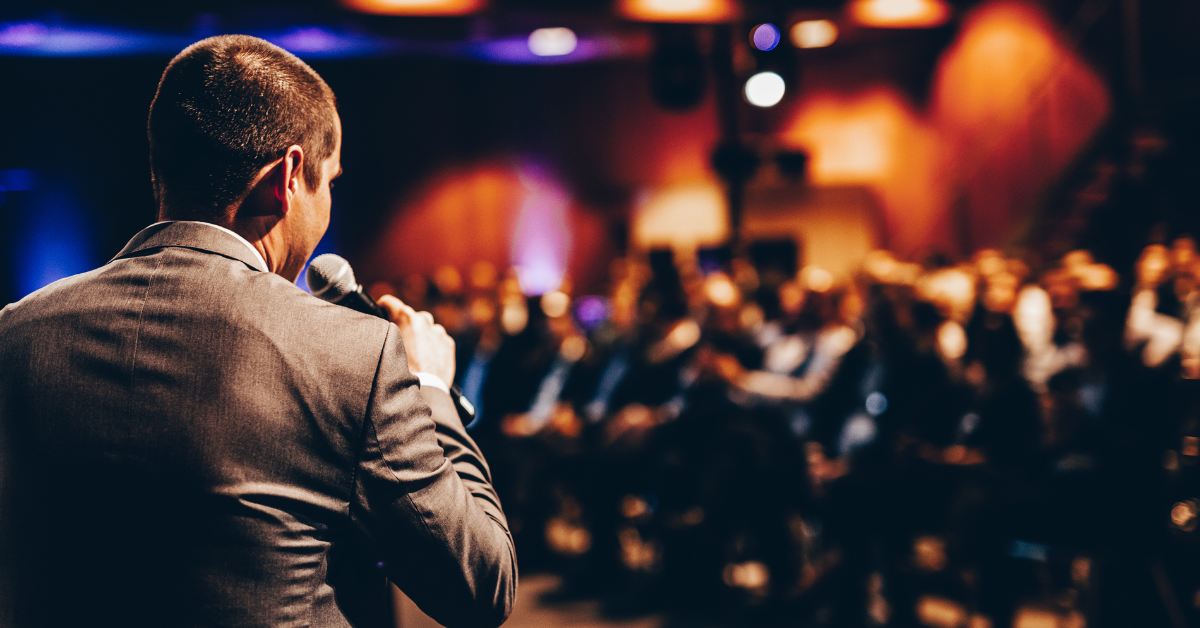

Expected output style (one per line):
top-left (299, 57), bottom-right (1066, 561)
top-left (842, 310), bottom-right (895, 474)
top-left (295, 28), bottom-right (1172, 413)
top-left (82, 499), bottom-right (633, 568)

top-left (369, 236), bottom-right (1200, 627)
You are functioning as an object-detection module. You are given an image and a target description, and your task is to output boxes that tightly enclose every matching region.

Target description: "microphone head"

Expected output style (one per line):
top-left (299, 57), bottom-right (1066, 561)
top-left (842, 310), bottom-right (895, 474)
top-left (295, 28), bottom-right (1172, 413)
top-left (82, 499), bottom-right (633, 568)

top-left (306, 254), bottom-right (359, 302)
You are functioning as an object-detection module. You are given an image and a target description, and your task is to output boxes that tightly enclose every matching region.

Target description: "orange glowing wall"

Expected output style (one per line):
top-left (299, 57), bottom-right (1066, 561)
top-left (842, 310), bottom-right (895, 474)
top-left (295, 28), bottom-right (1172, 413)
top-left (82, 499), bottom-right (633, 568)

top-left (931, 0), bottom-right (1110, 252)
top-left (363, 0), bottom-right (1110, 285)
top-left (780, 0), bottom-right (1109, 257)
top-left (780, 89), bottom-right (943, 255)
top-left (360, 63), bottom-right (718, 293)
top-left (361, 162), bottom-right (614, 294)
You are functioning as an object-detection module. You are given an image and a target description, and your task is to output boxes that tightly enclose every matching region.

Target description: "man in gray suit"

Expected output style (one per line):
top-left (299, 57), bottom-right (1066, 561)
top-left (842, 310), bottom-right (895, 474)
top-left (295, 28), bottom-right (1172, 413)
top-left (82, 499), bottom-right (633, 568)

top-left (0, 35), bottom-right (516, 627)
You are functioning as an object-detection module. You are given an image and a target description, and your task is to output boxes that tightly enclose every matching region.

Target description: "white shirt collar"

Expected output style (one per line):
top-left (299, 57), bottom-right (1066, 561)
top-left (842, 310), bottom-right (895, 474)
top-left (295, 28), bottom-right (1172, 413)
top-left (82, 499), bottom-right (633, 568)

top-left (150, 221), bottom-right (268, 271)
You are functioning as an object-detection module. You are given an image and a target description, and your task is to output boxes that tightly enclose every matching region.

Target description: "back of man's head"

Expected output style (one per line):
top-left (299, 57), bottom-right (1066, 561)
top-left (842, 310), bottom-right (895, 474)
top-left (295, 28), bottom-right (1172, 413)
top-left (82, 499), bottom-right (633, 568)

top-left (148, 35), bottom-right (337, 223)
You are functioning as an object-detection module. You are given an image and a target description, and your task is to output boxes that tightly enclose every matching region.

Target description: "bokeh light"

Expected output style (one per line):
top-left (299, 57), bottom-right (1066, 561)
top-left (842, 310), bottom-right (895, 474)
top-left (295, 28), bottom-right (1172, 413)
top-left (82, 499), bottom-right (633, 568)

top-left (800, 265), bottom-right (833, 292)
top-left (528, 28), bottom-right (577, 57)
top-left (749, 23), bottom-right (780, 51)
top-left (540, 290), bottom-right (571, 318)
top-left (791, 20), bottom-right (838, 48)
top-left (743, 71), bottom-right (785, 107)
top-left (341, 0), bottom-right (485, 16)
top-left (849, 0), bottom-right (951, 28)
top-left (617, 0), bottom-right (740, 23)
top-left (574, 295), bottom-right (610, 330)
top-left (937, 320), bottom-right (968, 360)
top-left (703, 274), bottom-right (740, 307)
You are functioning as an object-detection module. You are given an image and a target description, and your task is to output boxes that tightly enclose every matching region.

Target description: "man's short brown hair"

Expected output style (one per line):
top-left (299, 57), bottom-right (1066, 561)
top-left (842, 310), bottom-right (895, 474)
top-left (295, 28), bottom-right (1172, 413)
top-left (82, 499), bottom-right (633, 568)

top-left (148, 35), bottom-right (338, 222)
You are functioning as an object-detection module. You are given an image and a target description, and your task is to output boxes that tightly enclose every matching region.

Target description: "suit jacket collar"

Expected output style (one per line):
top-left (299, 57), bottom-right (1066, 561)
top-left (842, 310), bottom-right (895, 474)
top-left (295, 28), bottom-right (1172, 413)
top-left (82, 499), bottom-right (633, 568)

top-left (111, 221), bottom-right (269, 273)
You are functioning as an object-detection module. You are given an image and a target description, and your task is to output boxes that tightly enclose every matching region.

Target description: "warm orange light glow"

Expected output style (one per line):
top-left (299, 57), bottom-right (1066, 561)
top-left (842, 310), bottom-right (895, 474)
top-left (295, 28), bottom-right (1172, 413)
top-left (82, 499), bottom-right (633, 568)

top-left (934, 2), bottom-right (1062, 134)
top-left (703, 274), bottom-right (740, 307)
top-left (362, 161), bottom-right (612, 294)
top-left (800, 265), bottom-right (834, 293)
top-left (777, 0), bottom-right (1110, 257)
top-left (633, 180), bottom-right (729, 252)
top-left (780, 88), bottom-right (943, 256)
top-left (932, 1), bottom-right (1110, 250)
top-left (849, 0), bottom-right (951, 28)
top-left (341, 0), bottom-right (484, 16)
top-left (781, 89), bottom-right (920, 184)
top-left (617, 0), bottom-right (740, 23)
top-left (791, 20), bottom-right (838, 48)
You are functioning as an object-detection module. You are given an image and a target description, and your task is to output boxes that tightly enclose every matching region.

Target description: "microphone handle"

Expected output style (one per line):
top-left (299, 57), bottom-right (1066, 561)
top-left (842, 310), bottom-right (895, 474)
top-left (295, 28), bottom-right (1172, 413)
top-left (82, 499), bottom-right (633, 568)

top-left (333, 288), bottom-right (388, 319)
top-left (334, 288), bottom-right (476, 425)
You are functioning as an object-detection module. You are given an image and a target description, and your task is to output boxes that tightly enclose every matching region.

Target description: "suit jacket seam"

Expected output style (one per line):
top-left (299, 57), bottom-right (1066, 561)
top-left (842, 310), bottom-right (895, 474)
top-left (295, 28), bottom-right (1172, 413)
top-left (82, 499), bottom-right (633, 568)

top-left (126, 254), bottom-right (165, 417)
top-left (361, 393), bottom-right (490, 613)
top-left (348, 324), bottom-right (392, 521)
top-left (357, 324), bottom-right (440, 546)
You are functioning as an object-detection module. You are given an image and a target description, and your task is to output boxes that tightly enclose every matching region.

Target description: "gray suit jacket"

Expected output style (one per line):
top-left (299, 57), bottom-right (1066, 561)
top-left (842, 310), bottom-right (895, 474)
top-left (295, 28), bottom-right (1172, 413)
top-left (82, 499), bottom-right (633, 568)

top-left (0, 222), bottom-right (516, 628)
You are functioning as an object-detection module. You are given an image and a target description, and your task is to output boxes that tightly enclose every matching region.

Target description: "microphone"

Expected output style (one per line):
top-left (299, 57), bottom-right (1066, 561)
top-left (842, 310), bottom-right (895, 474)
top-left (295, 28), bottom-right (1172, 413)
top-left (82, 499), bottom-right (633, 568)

top-left (306, 254), bottom-right (388, 319)
top-left (306, 254), bottom-right (476, 424)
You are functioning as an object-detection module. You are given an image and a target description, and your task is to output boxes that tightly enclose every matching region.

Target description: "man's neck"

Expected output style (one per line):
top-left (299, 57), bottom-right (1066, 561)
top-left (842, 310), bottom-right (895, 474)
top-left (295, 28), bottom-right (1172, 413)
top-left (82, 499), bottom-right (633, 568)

top-left (225, 218), bottom-right (281, 276)
top-left (228, 215), bottom-right (306, 282)
top-left (153, 219), bottom-right (269, 272)
top-left (158, 208), bottom-right (301, 281)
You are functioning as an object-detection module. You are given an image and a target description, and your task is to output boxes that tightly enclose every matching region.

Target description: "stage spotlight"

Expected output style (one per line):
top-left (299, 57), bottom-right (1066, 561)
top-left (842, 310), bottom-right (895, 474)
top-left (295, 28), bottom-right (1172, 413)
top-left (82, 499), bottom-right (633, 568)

top-left (744, 71), bottom-right (785, 107)
top-left (849, 0), bottom-right (950, 28)
top-left (528, 27), bottom-right (577, 56)
top-left (791, 20), bottom-right (838, 48)
top-left (342, 0), bottom-right (484, 16)
top-left (618, 0), bottom-right (739, 23)
top-left (749, 23), bottom-right (780, 51)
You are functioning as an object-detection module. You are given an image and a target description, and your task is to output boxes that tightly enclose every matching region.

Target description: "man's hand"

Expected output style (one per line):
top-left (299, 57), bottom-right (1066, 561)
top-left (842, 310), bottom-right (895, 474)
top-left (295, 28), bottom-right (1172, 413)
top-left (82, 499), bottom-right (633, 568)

top-left (378, 294), bottom-right (456, 385)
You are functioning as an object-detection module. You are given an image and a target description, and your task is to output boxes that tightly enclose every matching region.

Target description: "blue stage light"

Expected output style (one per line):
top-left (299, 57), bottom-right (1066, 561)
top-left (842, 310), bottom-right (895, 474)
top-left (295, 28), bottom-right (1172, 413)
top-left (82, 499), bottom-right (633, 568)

top-left (11, 177), bottom-right (95, 299)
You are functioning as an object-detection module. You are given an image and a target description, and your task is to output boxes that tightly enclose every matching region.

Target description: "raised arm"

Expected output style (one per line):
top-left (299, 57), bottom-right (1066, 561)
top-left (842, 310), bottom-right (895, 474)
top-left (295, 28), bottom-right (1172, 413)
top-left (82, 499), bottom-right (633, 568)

top-left (350, 298), bottom-right (516, 628)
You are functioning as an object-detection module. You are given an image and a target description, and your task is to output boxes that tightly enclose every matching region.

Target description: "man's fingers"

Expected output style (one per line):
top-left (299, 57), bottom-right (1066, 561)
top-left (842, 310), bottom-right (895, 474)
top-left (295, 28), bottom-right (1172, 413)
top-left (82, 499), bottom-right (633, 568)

top-left (377, 294), bottom-right (409, 322)
top-left (350, 294), bottom-right (442, 340)
top-left (379, 295), bottom-right (437, 331)
top-left (372, 297), bottom-right (455, 383)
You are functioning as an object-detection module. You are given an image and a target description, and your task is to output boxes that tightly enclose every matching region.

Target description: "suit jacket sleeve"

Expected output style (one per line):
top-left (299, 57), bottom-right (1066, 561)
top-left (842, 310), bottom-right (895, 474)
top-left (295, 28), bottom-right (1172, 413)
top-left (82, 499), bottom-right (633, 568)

top-left (350, 325), bottom-right (517, 628)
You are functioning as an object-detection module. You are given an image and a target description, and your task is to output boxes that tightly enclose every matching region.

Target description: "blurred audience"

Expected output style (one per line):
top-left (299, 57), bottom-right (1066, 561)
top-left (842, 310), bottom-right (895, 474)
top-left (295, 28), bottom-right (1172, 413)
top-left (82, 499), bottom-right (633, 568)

top-left (377, 235), bottom-right (1200, 627)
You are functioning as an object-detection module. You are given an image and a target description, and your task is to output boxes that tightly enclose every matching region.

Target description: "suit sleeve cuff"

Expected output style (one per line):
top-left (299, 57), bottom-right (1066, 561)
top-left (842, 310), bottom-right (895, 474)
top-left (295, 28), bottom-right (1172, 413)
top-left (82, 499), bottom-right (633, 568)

top-left (414, 371), bottom-right (450, 396)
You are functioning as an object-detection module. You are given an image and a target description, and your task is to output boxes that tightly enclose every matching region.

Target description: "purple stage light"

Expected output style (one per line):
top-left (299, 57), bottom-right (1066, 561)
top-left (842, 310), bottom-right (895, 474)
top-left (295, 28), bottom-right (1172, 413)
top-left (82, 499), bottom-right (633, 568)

top-left (263, 26), bottom-right (399, 57)
top-left (751, 23), bottom-right (780, 51)
top-left (574, 296), bottom-right (610, 330)
top-left (274, 27), bottom-right (341, 53)
top-left (512, 163), bottom-right (571, 296)
top-left (0, 19), bottom-right (638, 64)
top-left (0, 22), bottom-right (48, 47)
top-left (0, 21), bottom-right (189, 56)
top-left (471, 35), bottom-right (626, 64)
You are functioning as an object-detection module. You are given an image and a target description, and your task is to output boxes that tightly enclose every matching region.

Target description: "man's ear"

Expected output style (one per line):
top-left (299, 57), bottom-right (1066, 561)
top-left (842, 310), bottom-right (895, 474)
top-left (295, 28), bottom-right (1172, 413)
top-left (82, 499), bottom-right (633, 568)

top-left (273, 145), bottom-right (305, 217)
top-left (237, 145), bottom-right (305, 219)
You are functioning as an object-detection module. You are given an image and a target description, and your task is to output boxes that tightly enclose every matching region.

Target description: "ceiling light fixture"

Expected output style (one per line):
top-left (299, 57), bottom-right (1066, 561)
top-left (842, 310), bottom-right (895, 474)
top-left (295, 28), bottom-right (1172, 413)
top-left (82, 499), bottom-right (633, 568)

top-left (848, 0), bottom-right (950, 28)
top-left (791, 20), bottom-right (838, 48)
top-left (617, 0), bottom-right (740, 24)
top-left (744, 71), bottom-right (785, 107)
top-left (528, 28), bottom-right (577, 56)
top-left (341, 0), bottom-right (485, 17)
